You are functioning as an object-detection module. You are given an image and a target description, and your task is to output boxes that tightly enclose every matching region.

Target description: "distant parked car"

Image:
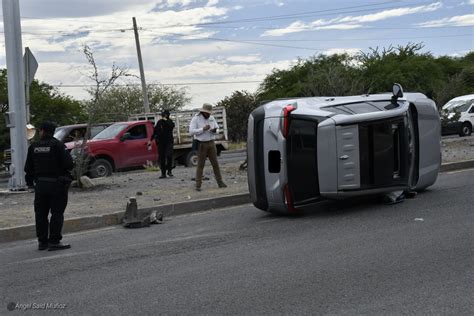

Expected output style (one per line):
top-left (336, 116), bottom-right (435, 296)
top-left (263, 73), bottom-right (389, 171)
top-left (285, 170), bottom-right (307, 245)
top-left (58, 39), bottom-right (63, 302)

top-left (3, 123), bottom-right (112, 170)
top-left (54, 123), bottom-right (112, 144)
top-left (247, 84), bottom-right (441, 214)
top-left (66, 121), bottom-right (157, 178)
top-left (441, 94), bottom-right (474, 137)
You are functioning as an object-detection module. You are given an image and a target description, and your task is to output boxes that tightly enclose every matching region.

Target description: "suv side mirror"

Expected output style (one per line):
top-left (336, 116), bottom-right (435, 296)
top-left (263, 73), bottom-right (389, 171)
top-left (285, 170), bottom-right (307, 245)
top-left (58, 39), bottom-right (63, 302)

top-left (120, 132), bottom-right (131, 142)
top-left (392, 83), bottom-right (403, 98)
top-left (386, 83), bottom-right (404, 109)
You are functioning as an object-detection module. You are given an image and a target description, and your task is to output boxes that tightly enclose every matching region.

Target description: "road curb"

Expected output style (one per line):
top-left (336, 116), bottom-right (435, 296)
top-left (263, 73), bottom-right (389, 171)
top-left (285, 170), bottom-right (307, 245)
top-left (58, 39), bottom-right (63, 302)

top-left (439, 160), bottom-right (474, 172)
top-left (0, 193), bottom-right (250, 243)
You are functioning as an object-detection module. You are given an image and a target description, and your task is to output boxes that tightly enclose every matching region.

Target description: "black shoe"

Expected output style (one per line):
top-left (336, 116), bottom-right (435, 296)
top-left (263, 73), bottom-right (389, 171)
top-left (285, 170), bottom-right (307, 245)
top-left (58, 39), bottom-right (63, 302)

top-left (159, 174), bottom-right (167, 179)
top-left (48, 242), bottom-right (71, 251)
top-left (218, 182), bottom-right (227, 188)
top-left (38, 243), bottom-right (48, 251)
top-left (167, 171), bottom-right (173, 177)
top-left (196, 187), bottom-right (201, 191)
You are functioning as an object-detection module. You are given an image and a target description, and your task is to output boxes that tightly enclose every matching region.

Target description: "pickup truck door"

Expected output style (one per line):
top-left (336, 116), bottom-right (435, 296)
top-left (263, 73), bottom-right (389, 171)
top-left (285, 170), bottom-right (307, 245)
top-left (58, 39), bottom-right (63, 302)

top-left (119, 123), bottom-right (155, 167)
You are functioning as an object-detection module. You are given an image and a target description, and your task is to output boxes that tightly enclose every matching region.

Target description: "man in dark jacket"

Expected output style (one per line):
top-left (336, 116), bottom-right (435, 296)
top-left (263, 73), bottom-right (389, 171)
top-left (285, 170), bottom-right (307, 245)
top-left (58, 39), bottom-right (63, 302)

top-left (149, 110), bottom-right (175, 178)
top-left (24, 121), bottom-right (74, 251)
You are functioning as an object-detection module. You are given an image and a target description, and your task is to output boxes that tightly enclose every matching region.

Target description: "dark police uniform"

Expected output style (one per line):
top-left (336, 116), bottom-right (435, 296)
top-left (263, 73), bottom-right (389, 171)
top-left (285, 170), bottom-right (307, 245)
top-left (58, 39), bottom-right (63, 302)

top-left (151, 112), bottom-right (175, 178)
top-left (24, 131), bottom-right (73, 249)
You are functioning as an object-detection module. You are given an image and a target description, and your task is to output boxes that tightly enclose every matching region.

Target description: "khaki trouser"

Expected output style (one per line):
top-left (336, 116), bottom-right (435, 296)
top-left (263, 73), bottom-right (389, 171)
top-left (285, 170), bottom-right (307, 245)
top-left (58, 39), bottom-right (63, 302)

top-left (195, 140), bottom-right (223, 188)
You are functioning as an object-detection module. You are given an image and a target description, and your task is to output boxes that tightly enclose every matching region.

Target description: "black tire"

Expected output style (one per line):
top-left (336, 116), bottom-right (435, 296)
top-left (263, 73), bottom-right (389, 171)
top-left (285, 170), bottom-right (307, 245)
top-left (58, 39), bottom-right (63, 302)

top-left (459, 122), bottom-right (472, 137)
top-left (89, 158), bottom-right (113, 178)
top-left (185, 150), bottom-right (198, 167)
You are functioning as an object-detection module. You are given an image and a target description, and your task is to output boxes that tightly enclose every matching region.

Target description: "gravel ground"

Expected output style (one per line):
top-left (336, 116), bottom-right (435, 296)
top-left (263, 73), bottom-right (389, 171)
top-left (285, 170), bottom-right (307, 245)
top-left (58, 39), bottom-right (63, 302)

top-left (0, 136), bottom-right (473, 230)
top-left (0, 160), bottom-right (247, 229)
top-left (440, 136), bottom-right (474, 163)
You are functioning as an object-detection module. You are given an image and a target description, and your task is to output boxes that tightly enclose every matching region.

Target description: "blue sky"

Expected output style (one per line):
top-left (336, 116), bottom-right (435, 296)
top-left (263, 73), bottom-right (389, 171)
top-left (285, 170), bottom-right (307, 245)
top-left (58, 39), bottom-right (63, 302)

top-left (1, 0), bottom-right (473, 107)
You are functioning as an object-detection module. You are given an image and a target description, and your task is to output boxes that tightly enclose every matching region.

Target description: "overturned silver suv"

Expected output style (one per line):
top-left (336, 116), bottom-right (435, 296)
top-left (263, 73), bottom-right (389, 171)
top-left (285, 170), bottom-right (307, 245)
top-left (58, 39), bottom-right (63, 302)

top-left (247, 84), bottom-right (441, 214)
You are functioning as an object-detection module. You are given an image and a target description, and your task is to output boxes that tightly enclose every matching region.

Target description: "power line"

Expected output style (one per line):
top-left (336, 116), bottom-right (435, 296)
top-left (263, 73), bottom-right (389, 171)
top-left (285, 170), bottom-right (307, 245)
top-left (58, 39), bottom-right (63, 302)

top-left (0, 0), bottom-right (403, 27)
top-left (54, 81), bottom-right (263, 88)
top-left (0, 0), bottom-right (435, 32)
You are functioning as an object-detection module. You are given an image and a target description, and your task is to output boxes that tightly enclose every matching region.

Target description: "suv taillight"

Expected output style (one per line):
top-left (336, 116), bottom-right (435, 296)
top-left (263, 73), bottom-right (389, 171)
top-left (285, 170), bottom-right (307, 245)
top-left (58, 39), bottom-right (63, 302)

top-left (283, 184), bottom-right (296, 213)
top-left (281, 104), bottom-right (296, 138)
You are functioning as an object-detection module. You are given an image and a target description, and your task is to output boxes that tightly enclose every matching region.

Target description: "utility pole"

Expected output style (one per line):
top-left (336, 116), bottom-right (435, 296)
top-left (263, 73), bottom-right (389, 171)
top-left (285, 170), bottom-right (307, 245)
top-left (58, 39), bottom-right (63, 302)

top-left (132, 17), bottom-right (150, 113)
top-left (2, 0), bottom-right (28, 191)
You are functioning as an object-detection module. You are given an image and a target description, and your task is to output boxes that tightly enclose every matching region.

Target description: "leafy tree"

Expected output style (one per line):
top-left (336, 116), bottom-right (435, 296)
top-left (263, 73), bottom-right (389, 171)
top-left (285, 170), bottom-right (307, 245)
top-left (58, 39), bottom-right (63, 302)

top-left (357, 43), bottom-right (445, 100)
top-left (94, 84), bottom-right (190, 122)
top-left (256, 43), bottom-right (472, 110)
top-left (29, 81), bottom-right (85, 126)
top-left (257, 54), bottom-right (364, 101)
top-left (217, 90), bottom-right (258, 142)
top-left (0, 68), bottom-right (84, 161)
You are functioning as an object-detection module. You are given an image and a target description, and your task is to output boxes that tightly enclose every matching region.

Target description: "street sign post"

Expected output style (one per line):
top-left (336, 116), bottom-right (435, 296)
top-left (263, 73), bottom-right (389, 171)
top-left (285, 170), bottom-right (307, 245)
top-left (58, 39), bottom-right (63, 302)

top-left (24, 47), bottom-right (38, 123)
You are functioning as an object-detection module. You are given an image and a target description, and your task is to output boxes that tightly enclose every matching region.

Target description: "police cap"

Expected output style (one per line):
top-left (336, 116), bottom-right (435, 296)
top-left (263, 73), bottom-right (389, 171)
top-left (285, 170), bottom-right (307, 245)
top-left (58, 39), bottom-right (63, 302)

top-left (39, 121), bottom-right (57, 134)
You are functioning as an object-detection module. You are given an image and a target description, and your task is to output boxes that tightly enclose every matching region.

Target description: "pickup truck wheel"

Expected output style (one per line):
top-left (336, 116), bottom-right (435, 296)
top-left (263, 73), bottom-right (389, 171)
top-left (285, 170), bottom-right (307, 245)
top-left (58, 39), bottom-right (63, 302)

top-left (185, 150), bottom-right (198, 167)
top-left (459, 122), bottom-right (472, 137)
top-left (89, 159), bottom-right (113, 178)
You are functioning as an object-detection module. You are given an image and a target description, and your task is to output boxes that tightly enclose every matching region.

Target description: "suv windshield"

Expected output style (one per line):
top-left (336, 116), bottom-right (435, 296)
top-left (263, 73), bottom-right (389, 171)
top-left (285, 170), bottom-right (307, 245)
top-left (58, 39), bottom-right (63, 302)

top-left (93, 124), bottom-right (127, 140)
top-left (444, 100), bottom-right (472, 113)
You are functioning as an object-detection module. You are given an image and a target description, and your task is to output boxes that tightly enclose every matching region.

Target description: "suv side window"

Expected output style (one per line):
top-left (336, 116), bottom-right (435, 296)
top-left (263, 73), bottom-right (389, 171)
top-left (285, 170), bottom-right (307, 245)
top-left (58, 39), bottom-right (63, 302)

top-left (91, 125), bottom-right (107, 138)
top-left (127, 125), bottom-right (147, 140)
top-left (64, 128), bottom-right (86, 143)
top-left (469, 100), bottom-right (474, 113)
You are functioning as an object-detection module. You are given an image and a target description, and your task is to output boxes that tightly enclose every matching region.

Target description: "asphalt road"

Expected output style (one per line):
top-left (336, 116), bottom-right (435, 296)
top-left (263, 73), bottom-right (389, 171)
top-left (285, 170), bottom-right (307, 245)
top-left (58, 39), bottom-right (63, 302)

top-left (1, 169), bottom-right (473, 315)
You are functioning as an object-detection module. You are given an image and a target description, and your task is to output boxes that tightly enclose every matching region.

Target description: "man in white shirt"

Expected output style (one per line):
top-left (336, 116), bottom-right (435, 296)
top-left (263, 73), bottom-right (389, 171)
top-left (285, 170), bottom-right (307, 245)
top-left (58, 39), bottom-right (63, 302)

top-left (189, 103), bottom-right (227, 191)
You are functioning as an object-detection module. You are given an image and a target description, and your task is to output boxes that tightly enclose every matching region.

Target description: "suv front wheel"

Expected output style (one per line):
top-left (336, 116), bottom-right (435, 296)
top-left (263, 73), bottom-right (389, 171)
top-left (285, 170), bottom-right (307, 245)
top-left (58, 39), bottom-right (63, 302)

top-left (89, 158), bottom-right (113, 178)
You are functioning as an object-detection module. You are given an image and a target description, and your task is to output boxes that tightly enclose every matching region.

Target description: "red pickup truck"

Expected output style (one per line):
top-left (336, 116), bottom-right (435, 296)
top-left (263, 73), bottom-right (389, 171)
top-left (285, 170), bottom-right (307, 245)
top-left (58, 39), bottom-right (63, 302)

top-left (66, 121), bottom-right (158, 178)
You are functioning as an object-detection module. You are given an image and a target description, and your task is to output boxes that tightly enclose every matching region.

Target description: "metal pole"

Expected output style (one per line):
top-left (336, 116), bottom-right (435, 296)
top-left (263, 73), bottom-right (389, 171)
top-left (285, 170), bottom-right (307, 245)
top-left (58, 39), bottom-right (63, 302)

top-left (132, 17), bottom-right (150, 113)
top-left (2, 0), bottom-right (28, 191)
top-left (24, 47), bottom-right (30, 123)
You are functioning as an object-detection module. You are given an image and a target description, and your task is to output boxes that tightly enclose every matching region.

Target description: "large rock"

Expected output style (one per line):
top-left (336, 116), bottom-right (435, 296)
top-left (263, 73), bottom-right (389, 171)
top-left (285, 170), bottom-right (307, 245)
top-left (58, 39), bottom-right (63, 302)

top-left (80, 176), bottom-right (95, 189)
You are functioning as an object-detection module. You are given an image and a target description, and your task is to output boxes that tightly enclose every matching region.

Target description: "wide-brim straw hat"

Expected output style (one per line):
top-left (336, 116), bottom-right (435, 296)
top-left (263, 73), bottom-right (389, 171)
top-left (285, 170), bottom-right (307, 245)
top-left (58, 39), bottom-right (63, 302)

top-left (200, 103), bottom-right (213, 114)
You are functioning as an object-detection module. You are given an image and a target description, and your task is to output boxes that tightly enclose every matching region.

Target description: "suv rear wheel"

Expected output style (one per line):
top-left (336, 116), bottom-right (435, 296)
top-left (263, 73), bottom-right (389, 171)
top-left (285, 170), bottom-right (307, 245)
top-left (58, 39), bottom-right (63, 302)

top-left (459, 122), bottom-right (472, 137)
top-left (89, 158), bottom-right (113, 178)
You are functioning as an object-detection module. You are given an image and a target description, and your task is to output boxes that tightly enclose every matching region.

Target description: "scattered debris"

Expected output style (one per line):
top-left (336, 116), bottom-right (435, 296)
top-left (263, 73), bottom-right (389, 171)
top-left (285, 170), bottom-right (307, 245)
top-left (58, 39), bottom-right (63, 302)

top-left (136, 191), bottom-right (143, 196)
top-left (123, 197), bottom-right (164, 228)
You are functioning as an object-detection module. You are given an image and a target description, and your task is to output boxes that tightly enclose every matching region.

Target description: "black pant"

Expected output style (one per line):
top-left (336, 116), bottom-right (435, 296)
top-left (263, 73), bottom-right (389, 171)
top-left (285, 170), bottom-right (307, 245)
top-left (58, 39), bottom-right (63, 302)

top-left (158, 141), bottom-right (173, 175)
top-left (34, 180), bottom-right (69, 244)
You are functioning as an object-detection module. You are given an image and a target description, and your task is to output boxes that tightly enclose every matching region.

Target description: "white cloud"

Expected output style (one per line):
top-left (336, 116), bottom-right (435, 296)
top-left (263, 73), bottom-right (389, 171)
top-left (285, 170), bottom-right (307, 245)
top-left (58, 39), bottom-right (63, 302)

top-left (206, 0), bottom-right (219, 7)
top-left (323, 48), bottom-right (360, 56)
top-left (262, 2), bottom-right (443, 37)
top-left (226, 55), bottom-right (262, 63)
top-left (338, 2), bottom-right (442, 24)
top-left (417, 14), bottom-right (474, 27)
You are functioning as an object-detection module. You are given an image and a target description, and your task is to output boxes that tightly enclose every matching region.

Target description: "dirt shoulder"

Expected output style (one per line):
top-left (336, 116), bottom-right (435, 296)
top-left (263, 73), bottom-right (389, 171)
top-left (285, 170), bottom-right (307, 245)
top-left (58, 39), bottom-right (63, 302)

top-left (1, 136), bottom-right (473, 230)
top-left (0, 160), bottom-right (248, 229)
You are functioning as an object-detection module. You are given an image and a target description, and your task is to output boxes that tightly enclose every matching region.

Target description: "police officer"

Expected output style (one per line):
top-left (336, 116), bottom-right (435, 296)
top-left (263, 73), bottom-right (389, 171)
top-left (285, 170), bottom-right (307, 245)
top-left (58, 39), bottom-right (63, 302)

top-left (24, 121), bottom-right (74, 251)
top-left (149, 110), bottom-right (175, 178)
